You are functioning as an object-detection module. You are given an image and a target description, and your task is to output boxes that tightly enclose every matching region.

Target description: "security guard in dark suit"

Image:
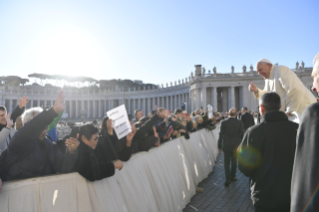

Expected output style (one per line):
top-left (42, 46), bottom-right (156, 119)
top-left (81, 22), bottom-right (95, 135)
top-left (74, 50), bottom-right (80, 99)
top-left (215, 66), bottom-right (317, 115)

top-left (218, 108), bottom-right (244, 186)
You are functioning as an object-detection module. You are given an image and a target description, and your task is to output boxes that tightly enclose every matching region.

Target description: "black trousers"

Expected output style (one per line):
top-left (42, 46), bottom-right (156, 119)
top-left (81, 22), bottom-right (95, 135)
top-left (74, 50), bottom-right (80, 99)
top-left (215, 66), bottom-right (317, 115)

top-left (223, 151), bottom-right (237, 182)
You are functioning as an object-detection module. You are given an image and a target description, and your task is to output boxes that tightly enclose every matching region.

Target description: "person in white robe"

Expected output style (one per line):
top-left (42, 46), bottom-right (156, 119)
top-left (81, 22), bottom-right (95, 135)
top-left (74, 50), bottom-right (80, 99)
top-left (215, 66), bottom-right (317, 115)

top-left (249, 59), bottom-right (316, 122)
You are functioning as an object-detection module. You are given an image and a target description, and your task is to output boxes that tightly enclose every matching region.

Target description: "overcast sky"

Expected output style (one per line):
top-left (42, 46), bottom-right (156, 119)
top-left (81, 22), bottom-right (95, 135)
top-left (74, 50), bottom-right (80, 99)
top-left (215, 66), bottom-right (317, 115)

top-left (0, 0), bottom-right (318, 85)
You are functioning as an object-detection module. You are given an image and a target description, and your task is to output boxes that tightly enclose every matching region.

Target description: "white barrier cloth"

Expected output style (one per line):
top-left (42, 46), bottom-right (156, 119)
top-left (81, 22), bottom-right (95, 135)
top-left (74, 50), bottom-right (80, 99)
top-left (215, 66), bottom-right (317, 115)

top-left (106, 104), bottom-right (132, 139)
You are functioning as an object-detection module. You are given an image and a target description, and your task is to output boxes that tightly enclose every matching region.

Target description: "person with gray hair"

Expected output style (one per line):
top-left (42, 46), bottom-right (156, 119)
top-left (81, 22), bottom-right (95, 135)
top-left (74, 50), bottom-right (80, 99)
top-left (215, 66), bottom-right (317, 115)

top-left (0, 90), bottom-right (79, 185)
top-left (291, 53), bottom-right (319, 212)
top-left (238, 92), bottom-right (298, 212)
top-left (218, 107), bottom-right (244, 186)
top-left (249, 59), bottom-right (316, 121)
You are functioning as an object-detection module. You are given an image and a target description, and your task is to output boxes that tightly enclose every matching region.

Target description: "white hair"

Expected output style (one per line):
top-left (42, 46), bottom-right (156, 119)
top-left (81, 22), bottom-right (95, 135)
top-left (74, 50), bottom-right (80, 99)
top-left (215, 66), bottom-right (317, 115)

top-left (255, 59), bottom-right (272, 70)
top-left (21, 107), bottom-right (43, 125)
top-left (313, 53), bottom-right (319, 65)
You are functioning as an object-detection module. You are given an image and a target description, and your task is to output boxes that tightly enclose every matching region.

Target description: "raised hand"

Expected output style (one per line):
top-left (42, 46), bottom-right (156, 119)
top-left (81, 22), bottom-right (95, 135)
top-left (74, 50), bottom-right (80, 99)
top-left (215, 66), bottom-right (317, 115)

top-left (66, 134), bottom-right (80, 154)
top-left (53, 90), bottom-right (65, 114)
top-left (5, 113), bottom-right (13, 128)
top-left (155, 105), bottom-right (160, 116)
top-left (19, 96), bottom-right (29, 109)
top-left (249, 82), bottom-right (258, 93)
top-left (107, 119), bottom-right (113, 135)
top-left (126, 127), bottom-right (136, 147)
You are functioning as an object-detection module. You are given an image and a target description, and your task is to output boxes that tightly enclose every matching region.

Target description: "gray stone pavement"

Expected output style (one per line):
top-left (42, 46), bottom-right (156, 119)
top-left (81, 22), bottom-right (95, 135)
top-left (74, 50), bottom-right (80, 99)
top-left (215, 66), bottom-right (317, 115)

top-left (183, 152), bottom-right (255, 212)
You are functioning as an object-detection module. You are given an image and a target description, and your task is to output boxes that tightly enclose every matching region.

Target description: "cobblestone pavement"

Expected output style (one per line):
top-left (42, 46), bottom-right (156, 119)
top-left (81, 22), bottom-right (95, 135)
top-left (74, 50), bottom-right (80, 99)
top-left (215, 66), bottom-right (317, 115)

top-left (183, 152), bottom-right (255, 212)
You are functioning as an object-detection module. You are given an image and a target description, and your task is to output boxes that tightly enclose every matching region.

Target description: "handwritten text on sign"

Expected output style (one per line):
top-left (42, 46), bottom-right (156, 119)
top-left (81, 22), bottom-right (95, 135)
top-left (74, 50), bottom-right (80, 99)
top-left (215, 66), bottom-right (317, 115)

top-left (106, 105), bottom-right (132, 140)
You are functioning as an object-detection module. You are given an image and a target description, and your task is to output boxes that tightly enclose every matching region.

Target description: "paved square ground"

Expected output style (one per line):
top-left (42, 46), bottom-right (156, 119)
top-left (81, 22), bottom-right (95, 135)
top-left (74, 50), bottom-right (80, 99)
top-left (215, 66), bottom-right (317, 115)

top-left (183, 152), bottom-right (255, 212)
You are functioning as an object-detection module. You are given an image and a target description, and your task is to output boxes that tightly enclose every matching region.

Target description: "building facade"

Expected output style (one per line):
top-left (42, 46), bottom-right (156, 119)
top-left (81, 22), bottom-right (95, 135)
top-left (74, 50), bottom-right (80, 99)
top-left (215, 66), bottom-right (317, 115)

top-left (0, 63), bottom-right (315, 119)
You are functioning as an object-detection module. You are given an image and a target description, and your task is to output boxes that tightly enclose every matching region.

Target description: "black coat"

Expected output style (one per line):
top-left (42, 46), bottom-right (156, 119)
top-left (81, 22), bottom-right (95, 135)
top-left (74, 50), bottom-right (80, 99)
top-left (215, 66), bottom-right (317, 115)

top-left (238, 111), bottom-right (298, 209)
top-left (72, 140), bottom-right (115, 182)
top-left (218, 117), bottom-right (244, 152)
top-left (102, 130), bottom-right (132, 161)
top-left (240, 112), bottom-right (255, 132)
top-left (291, 103), bottom-right (319, 212)
top-left (4, 108), bottom-right (77, 181)
top-left (132, 114), bottom-right (160, 152)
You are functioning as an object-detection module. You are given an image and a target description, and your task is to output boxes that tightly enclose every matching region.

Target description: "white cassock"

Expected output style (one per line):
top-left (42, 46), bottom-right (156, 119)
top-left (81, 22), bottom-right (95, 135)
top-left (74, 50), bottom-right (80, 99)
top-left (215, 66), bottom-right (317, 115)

top-left (254, 65), bottom-right (316, 123)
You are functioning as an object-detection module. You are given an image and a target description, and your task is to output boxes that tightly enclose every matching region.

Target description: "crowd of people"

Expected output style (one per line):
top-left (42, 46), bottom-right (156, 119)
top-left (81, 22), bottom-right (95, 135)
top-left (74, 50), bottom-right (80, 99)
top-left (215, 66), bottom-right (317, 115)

top-left (0, 90), bottom-right (216, 191)
top-left (1, 53), bottom-right (319, 212)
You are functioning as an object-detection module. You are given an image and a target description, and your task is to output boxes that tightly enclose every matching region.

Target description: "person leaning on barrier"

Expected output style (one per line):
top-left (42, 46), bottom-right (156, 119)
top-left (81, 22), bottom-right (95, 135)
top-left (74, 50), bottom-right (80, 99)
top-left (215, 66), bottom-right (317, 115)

top-left (99, 116), bottom-right (134, 160)
top-left (72, 123), bottom-right (135, 181)
top-left (134, 116), bottom-right (159, 151)
top-left (132, 109), bottom-right (143, 123)
top-left (238, 92), bottom-right (298, 212)
top-left (0, 91), bottom-right (79, 183)
top-left (291, 53), bottom-right (319, 212)
top-left (131, 105), bottom-right (162, 153)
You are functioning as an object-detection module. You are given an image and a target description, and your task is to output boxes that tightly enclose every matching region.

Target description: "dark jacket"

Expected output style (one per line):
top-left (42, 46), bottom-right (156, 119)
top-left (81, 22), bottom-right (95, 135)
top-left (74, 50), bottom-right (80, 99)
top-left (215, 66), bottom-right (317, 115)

top-left (240, 112), bottom-right (255, 132)
top-left (291, 103), bottom-right (319, 212)
top-left (238, 111), bottom-right (298, 209)
top-left (4, 108), bottom-right (77, 181)
top-left (72, 140), bottom-right (115, 181)
top-left (218, 117), bottom-right (244, 152)
top-left (132, 114), bottom-right (160, 152)
top-left (102, 130), bottom-right (132, 161)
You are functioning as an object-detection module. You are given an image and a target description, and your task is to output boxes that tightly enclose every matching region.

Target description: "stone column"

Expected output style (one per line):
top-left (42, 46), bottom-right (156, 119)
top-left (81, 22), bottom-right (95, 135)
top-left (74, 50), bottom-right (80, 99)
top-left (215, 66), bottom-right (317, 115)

top-left (70, 100), bottom-right (73, 118)
top-left (108, 99), bottom-right (111, 111)
top-left (229, 86), bottom-right (235, 108)
top-left (166, 96), bottom-right (169, 110)
top-left (99, 100), bottom-right (102, 118)
top-left (138, 98), bottom-right (141, 110)
top-left (181, 94), bottom-right (184, 106)
top-left (9, 100), bottom-right (13, 113)
top-left (196, 89), bottom-right (201, 110)
top-left (176, 95), bottom-right (179, 109)
top-left (201, 87), bottom-right (207, 109)
top-left (31, 99), bottom-right (34, 108)
top-left (76, 101), bottom-right (79, 118)
top-left (128, 98), bottom-right (131, 115)
top-left (212, 87), bottom-right (218, 112)
top-left (147, 98), bottom-right (151, 114)
top-left (93, 100), bottom-right (96, 118)
top-left (143, 98), bottom-right (146, 115)
top-left (189, 90), bottom-right (193, 112)
top-left (104, 99), bottom-right (107, 115)
top-left (87, 100), bottom-right (91, 118)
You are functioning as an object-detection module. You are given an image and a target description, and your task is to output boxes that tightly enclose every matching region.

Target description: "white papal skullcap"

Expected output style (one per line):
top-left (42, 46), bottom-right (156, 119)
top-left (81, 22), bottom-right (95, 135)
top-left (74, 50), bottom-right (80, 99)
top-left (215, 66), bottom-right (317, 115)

top-left (313, 53), bottom-right (319, 65)
top-left (255, 59), bottom-right (272, 69)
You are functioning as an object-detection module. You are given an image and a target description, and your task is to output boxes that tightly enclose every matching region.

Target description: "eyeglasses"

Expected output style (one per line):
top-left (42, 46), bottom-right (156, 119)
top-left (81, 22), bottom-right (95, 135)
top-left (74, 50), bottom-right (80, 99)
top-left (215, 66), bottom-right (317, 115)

top-left (92, 136), bottom-right (99, 141)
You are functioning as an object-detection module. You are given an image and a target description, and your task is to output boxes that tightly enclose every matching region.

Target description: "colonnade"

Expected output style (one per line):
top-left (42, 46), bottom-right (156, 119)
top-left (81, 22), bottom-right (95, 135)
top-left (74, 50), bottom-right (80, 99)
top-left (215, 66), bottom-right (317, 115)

top-left (0, 93), bottom-right (190, 119)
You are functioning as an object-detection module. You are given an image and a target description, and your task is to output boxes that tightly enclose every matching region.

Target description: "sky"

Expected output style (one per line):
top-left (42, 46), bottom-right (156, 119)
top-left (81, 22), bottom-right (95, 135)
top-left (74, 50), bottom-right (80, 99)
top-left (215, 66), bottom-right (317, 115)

top-left (0, 0), bottom-right (318, 85)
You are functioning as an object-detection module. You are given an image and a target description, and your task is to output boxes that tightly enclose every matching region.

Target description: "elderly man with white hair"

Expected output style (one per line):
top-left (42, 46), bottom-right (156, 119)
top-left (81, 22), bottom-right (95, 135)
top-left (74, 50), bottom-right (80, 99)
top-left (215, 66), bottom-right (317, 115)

top-left (291, 53), bottom-right (319, 212)
top-left (0, 90), bottom-right (79, 190)
top-left (249, 59), bottom-right (316, 120)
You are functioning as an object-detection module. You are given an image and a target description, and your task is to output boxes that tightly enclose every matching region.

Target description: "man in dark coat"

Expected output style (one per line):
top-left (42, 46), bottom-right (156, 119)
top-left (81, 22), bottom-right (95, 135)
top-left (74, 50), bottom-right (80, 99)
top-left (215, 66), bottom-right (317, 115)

top-left (218, 108), bottom-right (244, 186)
top-left (240, 107), bottom-right (255, 132)
top-left (238, 92), bottom-right (298, 212)
top-left (290, 53), bottom-right (319, 212)
top-left (2, 91), bottom-right (79, 182)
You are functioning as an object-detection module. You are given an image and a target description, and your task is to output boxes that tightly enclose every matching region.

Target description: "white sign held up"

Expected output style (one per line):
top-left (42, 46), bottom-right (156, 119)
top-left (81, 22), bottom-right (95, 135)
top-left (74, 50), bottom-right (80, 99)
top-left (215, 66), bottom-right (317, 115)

top-left (106, 105), bottom-right (132, 140)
